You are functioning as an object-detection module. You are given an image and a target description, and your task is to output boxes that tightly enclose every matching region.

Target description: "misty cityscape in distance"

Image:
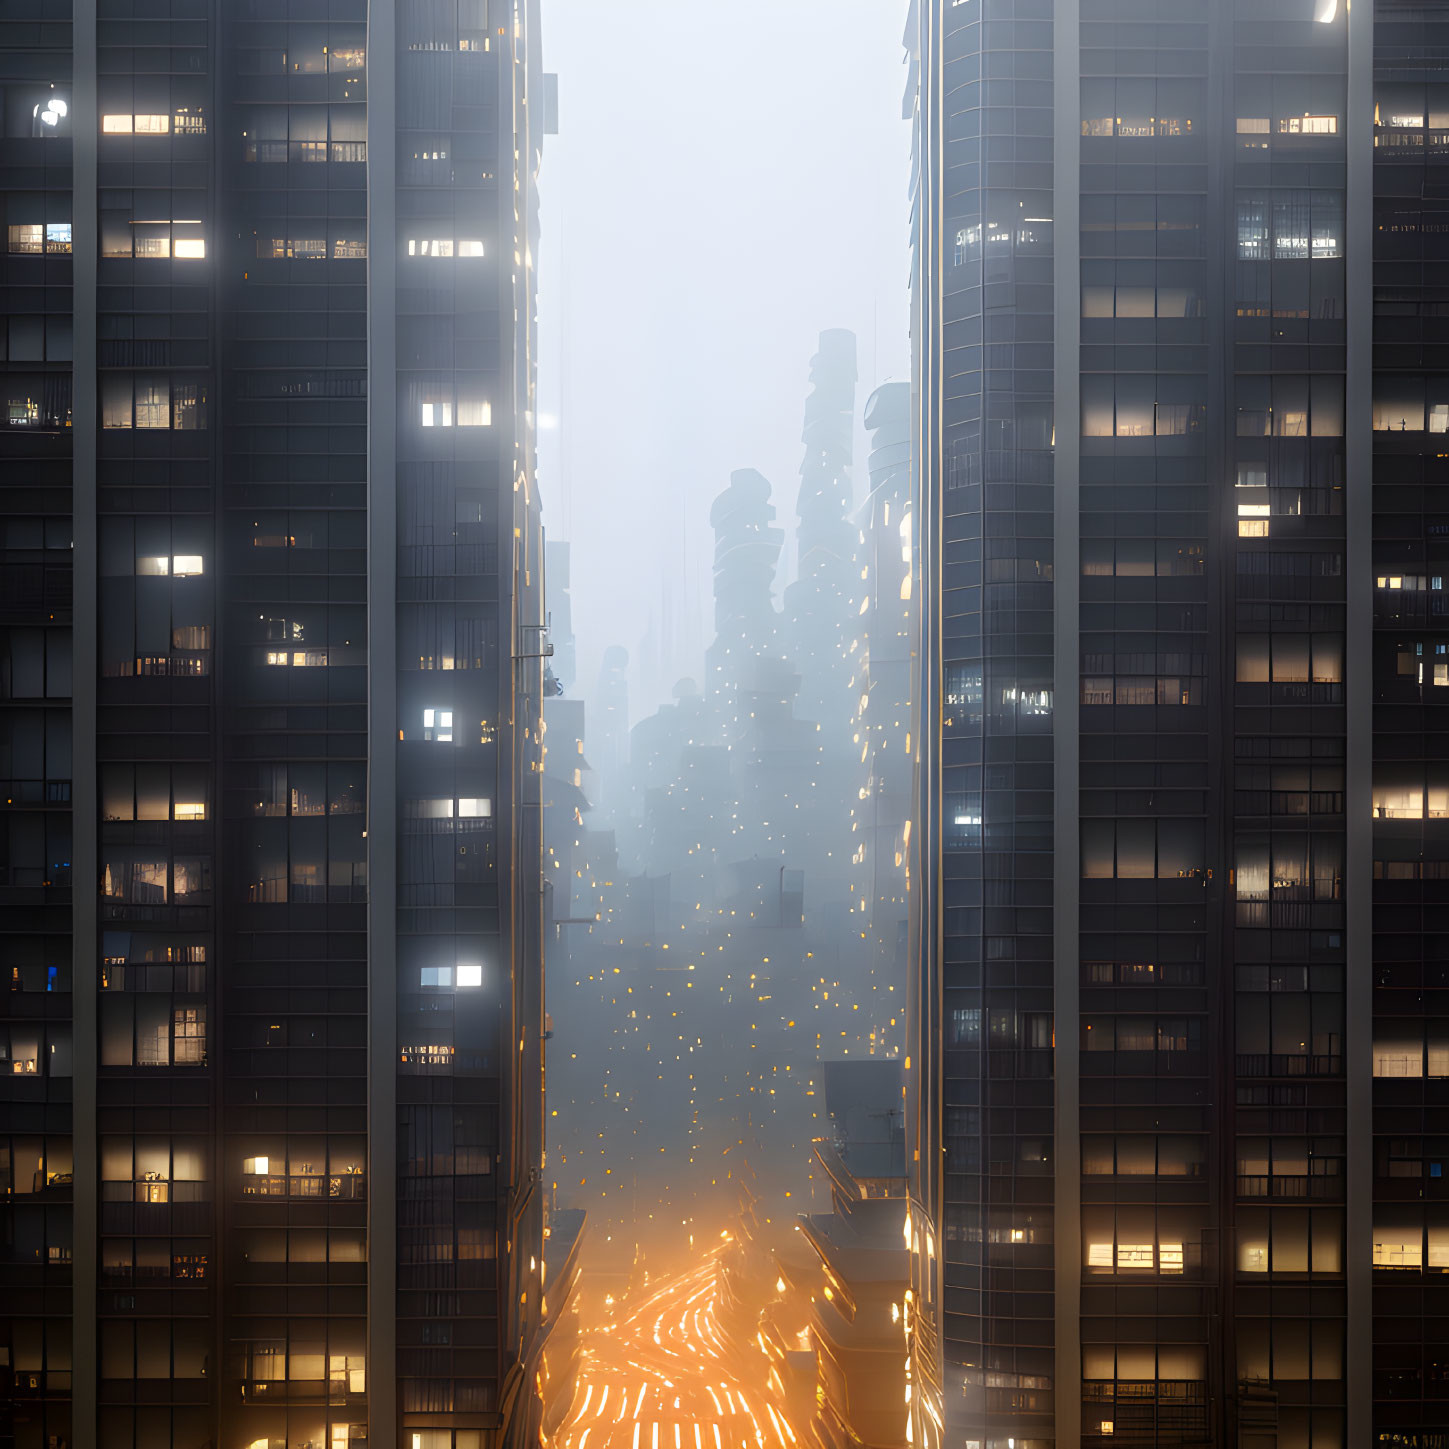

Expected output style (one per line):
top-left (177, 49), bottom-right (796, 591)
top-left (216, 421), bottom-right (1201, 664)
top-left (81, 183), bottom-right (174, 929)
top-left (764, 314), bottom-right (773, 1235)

top-left (544, 329), bottom-right (913, 1242)
top-left (536, 6), bottom-right (916, 1443)
top-left (3, 0), bottom-right (1446, 1446)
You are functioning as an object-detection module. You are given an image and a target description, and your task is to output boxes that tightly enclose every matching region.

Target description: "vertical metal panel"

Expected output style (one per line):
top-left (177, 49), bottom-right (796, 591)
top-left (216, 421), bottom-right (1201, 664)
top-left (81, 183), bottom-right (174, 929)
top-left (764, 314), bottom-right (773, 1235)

top-left (70, 1), bottom-right (98, 1439)
top-left (1053, 1), bottom-right (1082, 1443)
top-left (1344, 0), bottom-right (1375, 1439)
top-left (365, 0), bottom-right (398, 1439)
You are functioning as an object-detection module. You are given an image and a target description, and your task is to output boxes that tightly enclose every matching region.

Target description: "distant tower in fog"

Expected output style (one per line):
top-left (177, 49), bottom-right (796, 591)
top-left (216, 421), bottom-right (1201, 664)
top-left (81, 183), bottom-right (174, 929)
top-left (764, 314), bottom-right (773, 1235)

top-left (850, 380), bottom-right (914, 990)
top-left (704, 468), bottom-right (785, 716)
top-left (592, 644), bottom-right (631, 816)
top-left (784, 328), bottom-right (858, 728)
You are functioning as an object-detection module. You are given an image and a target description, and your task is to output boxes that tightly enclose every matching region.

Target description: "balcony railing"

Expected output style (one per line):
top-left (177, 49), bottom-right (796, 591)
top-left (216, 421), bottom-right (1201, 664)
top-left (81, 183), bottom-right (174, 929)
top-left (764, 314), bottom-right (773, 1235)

top-left (1236, 1173), bottom-right (1344, 1200)
top-left (240, 1171), bottom-right (366, 1200)
top-left (1236, 1053), bottom-right (1342, 1078)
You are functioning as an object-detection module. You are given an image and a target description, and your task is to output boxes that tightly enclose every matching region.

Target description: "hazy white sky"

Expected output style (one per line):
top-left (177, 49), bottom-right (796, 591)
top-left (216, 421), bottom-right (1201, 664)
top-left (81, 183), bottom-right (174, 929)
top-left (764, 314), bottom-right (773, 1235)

top-left (537, 0), bottom-right (913, 716)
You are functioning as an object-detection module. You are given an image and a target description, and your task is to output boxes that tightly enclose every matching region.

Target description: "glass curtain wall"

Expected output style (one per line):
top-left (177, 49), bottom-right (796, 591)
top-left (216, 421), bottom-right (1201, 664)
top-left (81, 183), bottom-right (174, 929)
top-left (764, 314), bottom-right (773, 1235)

top-left (1225, 4), bottom-right (1350, 1446)
top-left (1371, 1), bottom-right (1449, 1440)
top-left (932, 2), bottom-right (1059, 1444)
top-left (392, 0), bottom-right (508, 1428)
top-left (219, 2), bottom-right (371, 1446)
top-left (1077, 3), bottom-right (1220, 1443)
top-left (93, 0), bottom-right (221, 1441)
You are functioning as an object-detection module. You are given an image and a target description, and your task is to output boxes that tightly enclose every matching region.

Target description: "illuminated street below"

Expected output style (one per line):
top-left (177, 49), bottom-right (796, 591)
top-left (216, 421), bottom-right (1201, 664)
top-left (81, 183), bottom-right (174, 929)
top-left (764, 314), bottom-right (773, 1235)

top-left (555, 1249), bottom-right (801, 1449)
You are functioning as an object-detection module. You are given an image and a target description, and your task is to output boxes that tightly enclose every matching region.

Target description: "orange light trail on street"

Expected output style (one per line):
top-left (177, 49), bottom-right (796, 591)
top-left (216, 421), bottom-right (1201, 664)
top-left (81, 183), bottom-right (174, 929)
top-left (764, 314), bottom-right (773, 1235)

top-left (554, 1252), bottom-right (799, 1449)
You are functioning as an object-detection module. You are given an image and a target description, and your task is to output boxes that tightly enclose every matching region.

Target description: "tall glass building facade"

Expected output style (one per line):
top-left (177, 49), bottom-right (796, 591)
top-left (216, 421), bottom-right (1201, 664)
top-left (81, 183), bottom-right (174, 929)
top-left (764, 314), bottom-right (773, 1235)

top-left (912, 0), bottom-right (1444, 1445)
top-left (0, 1), bottom-right (557, 1446)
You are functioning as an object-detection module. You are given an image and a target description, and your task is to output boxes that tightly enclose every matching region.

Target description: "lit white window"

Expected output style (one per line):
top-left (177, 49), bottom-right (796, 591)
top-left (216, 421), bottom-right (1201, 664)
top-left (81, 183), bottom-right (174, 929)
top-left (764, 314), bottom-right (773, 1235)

top-left (458, 239), bottom-right (484, 257)
top-left (32, 95), bottom-right (67, 130)
top-left (457, 399), bottom-right (492, 427)
top-left (135, 381), bottom-right (170, 429)
top-left (174, 237), bottom-right (206, 259)
top-left (420, 401), bottom-right (452, 427)
top-left (1287, 114), bottom-right (1337, 135)
top-left (1374, 1232), bottom-right (1422, 1269)
top-left (133, 232), bottom-right (171, 259)
top-left (1117, 1243), bottom-right (1154, 1270)
top-left (422, 708), bottom-right (453, 742)
top-left (407, 238), bottom-right (453, 256)
top-left (1375, 1027), bottom-right (1425, 1076)
top-left (242, 1156), bottom-right (270, 1175)
top-left (1373, 784), bottom-right (1424, 820)
top-left (102, 114), bottom-right (133, 133)
top-left (420, 966), bottom-right (453, 988)
top-left (136, 554), bottom-right (204, 576)
top-left (1159, 1242), bottom-right (1184, 1273)
top-left (1087, 1242), bottom-right (1114, 1268)
top-left (173, 801), bottom-right (207, 821)
top-left (457, 963), bottom-right (483, 988)
top-left (458, 798), bottom-right (491, 818)
top-left (8, 224), bottom-right (43, 254)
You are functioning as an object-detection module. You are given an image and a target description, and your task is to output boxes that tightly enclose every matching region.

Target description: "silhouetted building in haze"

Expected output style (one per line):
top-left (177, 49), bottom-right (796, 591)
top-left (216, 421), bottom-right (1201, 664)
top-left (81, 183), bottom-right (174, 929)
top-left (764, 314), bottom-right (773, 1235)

top-left (785, 328), bottom-right (859, 730)
top-left (545, 334), bottom-right (913, 1267)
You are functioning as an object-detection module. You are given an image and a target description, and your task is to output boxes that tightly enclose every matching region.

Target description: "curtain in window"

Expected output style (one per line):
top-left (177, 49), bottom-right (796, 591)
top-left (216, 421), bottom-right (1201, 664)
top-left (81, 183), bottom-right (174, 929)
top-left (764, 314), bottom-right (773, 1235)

top-left (1237, 191), bottom-right (1270, 260)
top-left (173, 382), bottom-right (206, 430)
top-left (1272, 189), bottom-right (1311, 259)
top-left (329, 104), bottom-right (366, 161)
top-left (399, 54), bottom-right (453, 129)
top-left (401, 0), bottom-right (456, 51)
top-left (1311, 190), bottom-right (1344, 257)
top-left (101, 375), bottom-right (132, 430)
top-left (134, 377), bottom-right (169, 429)
top-left (398, 464), bottom-right (456, 545)
top-left (242, 105), bottom-right (287, 161)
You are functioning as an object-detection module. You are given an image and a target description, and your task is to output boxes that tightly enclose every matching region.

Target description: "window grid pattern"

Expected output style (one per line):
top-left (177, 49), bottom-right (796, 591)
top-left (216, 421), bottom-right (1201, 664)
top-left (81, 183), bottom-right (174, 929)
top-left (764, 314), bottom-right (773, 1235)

top-left (217, 2), bottom-right (371, 1447)
top-left (1078, 7), bottom-right (1219, 1444)
top-left (1372, 2), bottom-right (1449, 1436)
top-left (93, 5), bottom-right (222, 1445)
top-left (933, 3), bottom-right (1058, 1442)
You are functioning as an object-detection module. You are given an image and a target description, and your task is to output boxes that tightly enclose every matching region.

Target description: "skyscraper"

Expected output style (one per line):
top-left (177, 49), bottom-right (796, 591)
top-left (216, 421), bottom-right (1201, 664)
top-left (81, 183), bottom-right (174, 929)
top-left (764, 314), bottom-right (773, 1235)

top-left (909, 0), bottom-right (1438, 1445)
top-left (0, 2), bottom-right (560, 1446)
